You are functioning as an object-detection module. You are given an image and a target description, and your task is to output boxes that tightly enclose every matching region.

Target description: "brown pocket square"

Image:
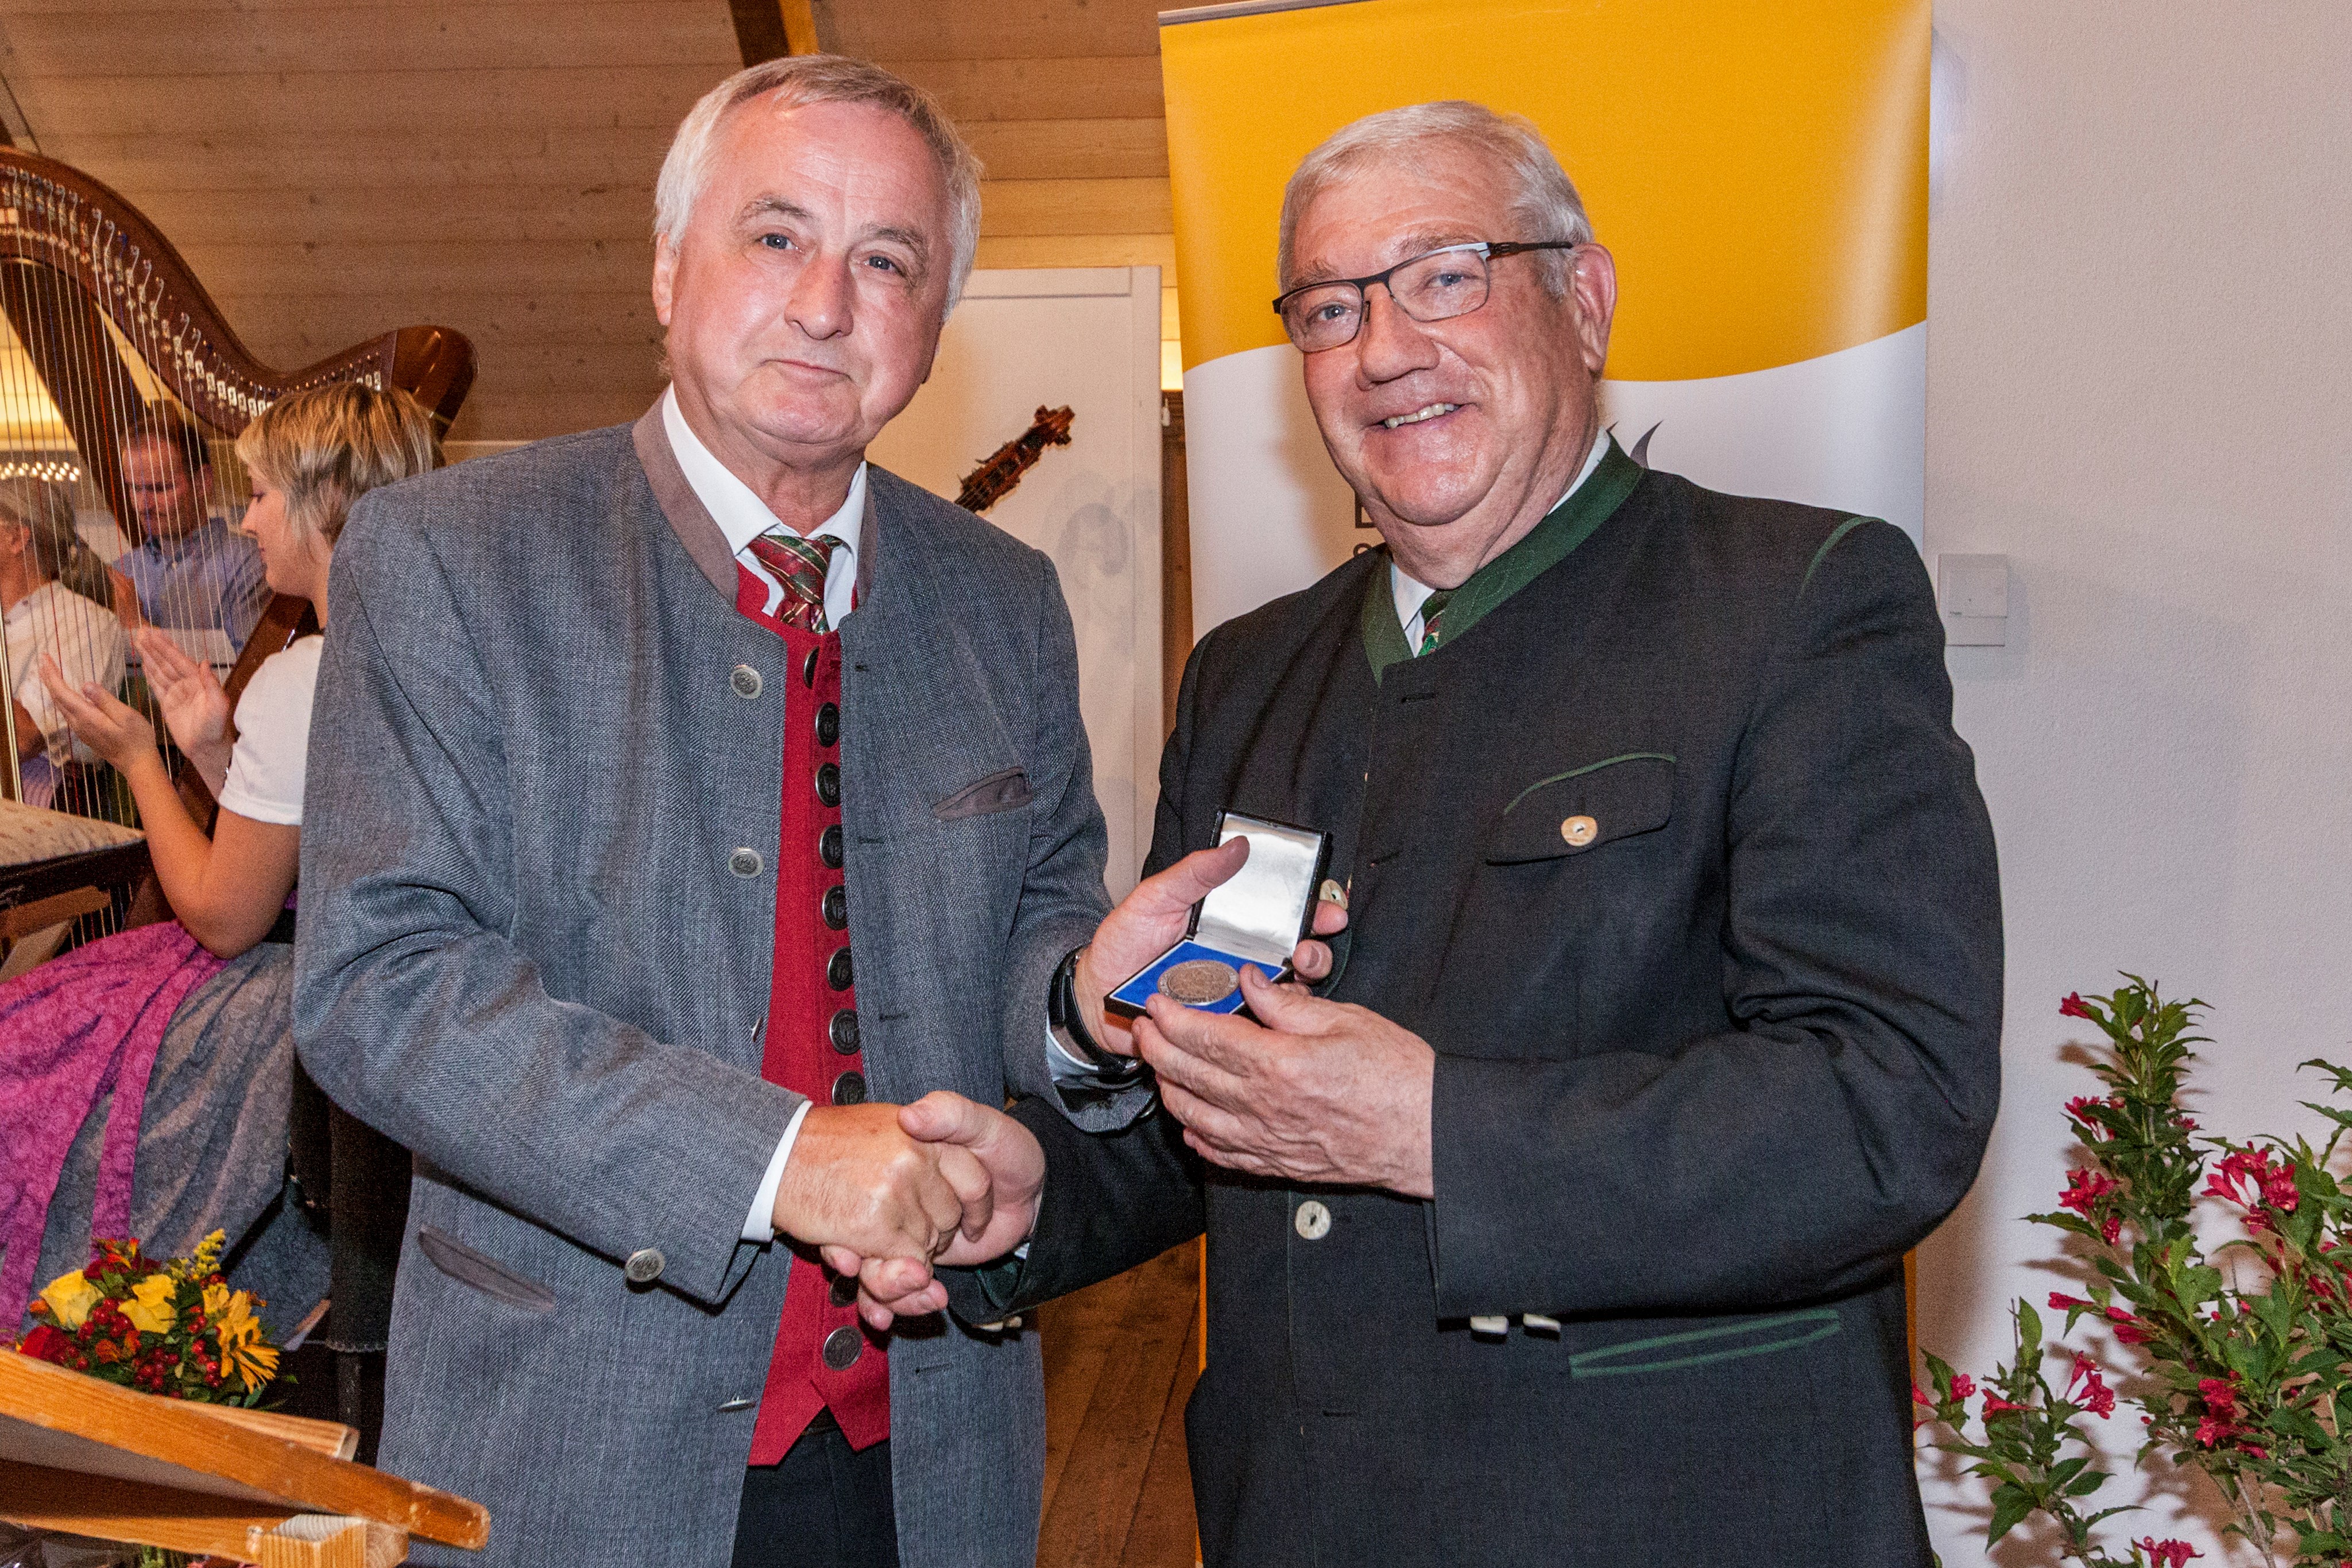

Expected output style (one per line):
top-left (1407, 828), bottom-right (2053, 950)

top-left (934, 766), bottom-right (1033, 821)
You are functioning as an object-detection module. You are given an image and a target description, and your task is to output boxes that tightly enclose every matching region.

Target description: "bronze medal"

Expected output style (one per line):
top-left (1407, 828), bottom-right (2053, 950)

top-left (1159, 958), bottom-right (1240, 1006)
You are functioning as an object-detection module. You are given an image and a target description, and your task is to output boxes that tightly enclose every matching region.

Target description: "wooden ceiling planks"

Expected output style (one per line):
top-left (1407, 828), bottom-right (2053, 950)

top-left (0, 0), bottom-right (1183, 442)
top-left (815, 0), bottom-right (1179, 384)
top-left (0, 0), bottom-right (738, 442)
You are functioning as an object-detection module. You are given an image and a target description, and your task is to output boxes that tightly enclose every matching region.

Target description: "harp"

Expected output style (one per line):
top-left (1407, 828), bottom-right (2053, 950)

top-left (0, 147), bottom-right (472, 941)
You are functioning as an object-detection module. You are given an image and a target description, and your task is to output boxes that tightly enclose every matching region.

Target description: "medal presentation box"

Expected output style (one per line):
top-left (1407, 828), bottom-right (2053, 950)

top-left (1107, 811), bottom-right (1332, 1021)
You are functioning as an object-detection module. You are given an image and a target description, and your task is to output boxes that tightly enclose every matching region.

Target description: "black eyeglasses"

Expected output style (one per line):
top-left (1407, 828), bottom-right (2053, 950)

top-left (1271, 241), bottom-right (1579, 353)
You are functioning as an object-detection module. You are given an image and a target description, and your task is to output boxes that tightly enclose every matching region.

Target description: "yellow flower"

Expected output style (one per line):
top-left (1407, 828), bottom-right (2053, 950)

top-left (123, 1272), bottom-right (178, 1335)
top-left (38, 1271), bottom-right (100, 1331)
top-left (214, 1291), bottom-right (278, 1394)
top-left (202, 1282), bottom-right (231, 1319)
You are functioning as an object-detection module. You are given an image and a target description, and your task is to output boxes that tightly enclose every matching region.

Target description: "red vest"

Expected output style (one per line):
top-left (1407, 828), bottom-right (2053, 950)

top-left (736, 566), bottom-right (891, 1462)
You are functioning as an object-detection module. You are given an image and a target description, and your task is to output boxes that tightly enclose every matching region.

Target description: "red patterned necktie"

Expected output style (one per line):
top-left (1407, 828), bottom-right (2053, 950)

top-left (746, 530), bottom-right (840, 633)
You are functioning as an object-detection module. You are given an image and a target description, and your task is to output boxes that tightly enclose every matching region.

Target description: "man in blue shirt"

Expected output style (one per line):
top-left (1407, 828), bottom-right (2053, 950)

top-left (114, 410), bottom-right (270, 657)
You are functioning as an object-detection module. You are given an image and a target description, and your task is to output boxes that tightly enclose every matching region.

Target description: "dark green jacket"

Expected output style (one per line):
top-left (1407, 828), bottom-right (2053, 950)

top-left (973, 446), bottom-right (2001, 1567)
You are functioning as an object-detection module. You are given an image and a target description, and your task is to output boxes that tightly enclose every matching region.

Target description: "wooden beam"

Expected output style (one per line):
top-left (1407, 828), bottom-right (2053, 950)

top-left (728, 0), bottom-right (788, 65)
top-left (0, 1462), bottom-right (406, 1567)
top-left (0, 1352), bottom-right (488, 1548)
top-left (731, 0), bottom-right (821, 65)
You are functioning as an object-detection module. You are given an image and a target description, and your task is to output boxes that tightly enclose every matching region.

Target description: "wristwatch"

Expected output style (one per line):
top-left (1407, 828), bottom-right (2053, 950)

top-left (1051, 944), bottom-right (1144, 1080)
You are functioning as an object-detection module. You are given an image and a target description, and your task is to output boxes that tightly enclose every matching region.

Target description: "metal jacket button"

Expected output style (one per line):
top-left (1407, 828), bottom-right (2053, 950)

top-left (832, 1070), bottom-right (866, 1105)
top-left (822, 885), bottom-right (848, 930)
top-left (729, 848), bottom-right (763, 878)
top-left (625, 1248), bottom-right (665, 1284)
top-left (827, 947), bottom-right (853, 991)
top-left (819, 824), bottom-right (844, 869)
top-left (829, 1009), bottom-right (860, 1054)
top-left (1560, 815), bottom-right (1598, 848)
top-left (802, 647), bottom-right (820, 687)
top-left (815, 702), bottom-right (840, 747)
top-left (717, 1395), bottom-right (754, 1412)
top-left (1294, 1199), bottom-right (1332, 1241)
top-left (822, 1326), bottom-right (862, 1369)
top-left (730, 664), bottom-right (763, 699)
top-left (815, 762), bottom-right (841, 807)
top-left (830, 1273), bottom-right (859, 1307)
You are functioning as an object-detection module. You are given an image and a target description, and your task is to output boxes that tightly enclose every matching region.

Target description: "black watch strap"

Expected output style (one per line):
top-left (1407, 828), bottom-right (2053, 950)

top-left (1051, 945), bottom-right (1143, 1079)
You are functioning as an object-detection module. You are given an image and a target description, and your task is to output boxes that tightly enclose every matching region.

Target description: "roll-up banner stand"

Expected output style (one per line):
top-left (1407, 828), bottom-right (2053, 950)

top-left (1160, 0), bottom-right (1930, 636)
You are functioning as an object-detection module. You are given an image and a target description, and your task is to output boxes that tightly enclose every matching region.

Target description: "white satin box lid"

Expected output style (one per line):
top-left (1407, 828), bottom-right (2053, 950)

top-left (1194, 814), bottom-right (1322, 966)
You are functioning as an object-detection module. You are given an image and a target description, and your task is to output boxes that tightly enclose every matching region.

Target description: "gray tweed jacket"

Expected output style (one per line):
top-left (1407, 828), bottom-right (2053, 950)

top-left (293, 403), bottom-right (1111, 1567)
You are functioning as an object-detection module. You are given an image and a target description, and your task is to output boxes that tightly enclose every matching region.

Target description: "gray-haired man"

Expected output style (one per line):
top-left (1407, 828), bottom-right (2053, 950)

top-left (297, 57), bottom-right (1077, 1568)
top-left (866, 98), bottom-right (2003, 1566)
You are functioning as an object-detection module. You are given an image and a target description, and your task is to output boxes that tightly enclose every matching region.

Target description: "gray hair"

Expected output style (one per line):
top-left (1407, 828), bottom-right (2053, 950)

top-left (653, 55), bottom-right (984, 312)
top-left (1277, 100), bottom-right (1593, 296)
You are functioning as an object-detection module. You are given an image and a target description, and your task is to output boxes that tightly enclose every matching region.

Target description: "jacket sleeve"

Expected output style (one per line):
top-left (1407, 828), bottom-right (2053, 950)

top-left (942, 1092), bottom-right (1205, 1323)
top-left (293, 493), bottom-right (800, 1307)
top-left (1429, 518), bottom-right (2003, 1317)
top-left (996, 549), bottom-right (1119, 1107)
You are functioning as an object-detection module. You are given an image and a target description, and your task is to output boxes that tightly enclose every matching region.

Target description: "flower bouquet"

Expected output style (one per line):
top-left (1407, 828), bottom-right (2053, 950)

top-left (1918, 978), bottom-right (2352, 1567)
top-left (10, 1231), bottom-right (284, 1406)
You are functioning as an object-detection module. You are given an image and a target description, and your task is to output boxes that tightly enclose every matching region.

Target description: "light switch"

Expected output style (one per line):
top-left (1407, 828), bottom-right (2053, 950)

top-left (1936, 553), bottom-right (2009, 646)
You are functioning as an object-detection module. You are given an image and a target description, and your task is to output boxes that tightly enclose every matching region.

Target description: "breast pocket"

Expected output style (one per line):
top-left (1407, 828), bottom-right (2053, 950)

top-left (1487, 752), bottom-right (1676, 864)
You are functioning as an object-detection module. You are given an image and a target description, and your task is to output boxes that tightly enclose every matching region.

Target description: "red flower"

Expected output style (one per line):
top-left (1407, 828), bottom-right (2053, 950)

top-left (2066, 1095), bottom-right (2108, 1135)
top-left (1948, 1373), bottom-right (1976, 1400)
top-left (2195, 1415), bottom-right (2237, 1447)
top-left (2049, 1292), bottom-right (2091, 1311)
top-left (2061, 1168), bottom-right (2121, 1216)
top-left (2136, 1540), bottom-right (2202, 1568)
top-left (13, 1324), bottom-right (69, 1363)
top-left (1982, 1390), bottom-right (2032, 1415)
top-left (2067, 1353), bottom-right (2116, 1418)
top-left (2101, 1214), bottom-right (2123, 1244)
top-left (2198, 1376), bottom-right (2239, 1417)
top-left (2060, 992), bottom-right (2095, 1019)
top-left (2106, 1306), bottom-right (2156, 1345)
top-left (2206, 1149), bottom-right (2296, 1222)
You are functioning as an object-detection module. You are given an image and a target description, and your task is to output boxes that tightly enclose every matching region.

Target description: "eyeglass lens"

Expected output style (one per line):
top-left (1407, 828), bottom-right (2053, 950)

top-left (1281, 248), bottom-right (1493, 352)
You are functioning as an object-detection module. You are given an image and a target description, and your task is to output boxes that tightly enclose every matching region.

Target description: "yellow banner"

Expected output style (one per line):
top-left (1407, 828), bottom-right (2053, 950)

top-left (1161, 0), bottom-right (1929, 383)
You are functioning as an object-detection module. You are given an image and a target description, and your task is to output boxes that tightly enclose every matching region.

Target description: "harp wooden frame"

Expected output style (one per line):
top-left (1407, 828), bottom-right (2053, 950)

top-left (0, 146), bottom-right (474, 816)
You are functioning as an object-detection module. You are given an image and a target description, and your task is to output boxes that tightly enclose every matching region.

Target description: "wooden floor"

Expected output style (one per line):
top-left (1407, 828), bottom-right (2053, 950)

top-left (1035, 1242), bottom-right (1201, 1568)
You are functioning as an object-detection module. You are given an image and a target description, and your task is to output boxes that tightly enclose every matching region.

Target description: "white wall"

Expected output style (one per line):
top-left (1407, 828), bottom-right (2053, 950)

top-left (1918, 6), bottom-right (2352, 1560)
top-left (865, 268), bottom-right (1165, 899)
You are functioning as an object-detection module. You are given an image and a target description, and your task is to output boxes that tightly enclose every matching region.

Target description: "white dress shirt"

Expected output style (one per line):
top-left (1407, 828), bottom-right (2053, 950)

top-left (1391, 429), bottom-right (1609, 644)
top-left (662, 386), bottom-right (866, 1243)
top-left (663, 386), bottom-right (865, 630)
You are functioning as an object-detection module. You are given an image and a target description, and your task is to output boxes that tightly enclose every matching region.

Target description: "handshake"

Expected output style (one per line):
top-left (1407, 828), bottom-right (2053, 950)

top-left (768, 836), bottom-right (1371, 1330)
top-left (768, 1092), bottom-right (1043, 1330)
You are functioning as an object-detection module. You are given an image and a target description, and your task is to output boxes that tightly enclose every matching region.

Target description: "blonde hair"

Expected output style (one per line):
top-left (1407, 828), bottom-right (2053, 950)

top-left (0, 477), bottom-right (109, 604)
top-left (234, 384), bottom-right (438, 548)
top-left (653, 55), bottom-right (983, 313)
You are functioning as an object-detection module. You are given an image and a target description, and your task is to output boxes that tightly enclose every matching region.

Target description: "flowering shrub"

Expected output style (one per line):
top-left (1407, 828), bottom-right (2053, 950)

top-left (1919, 978), bottom-right (2352, 1567)
top-left (10, 1232), bottom-right (284, 1405)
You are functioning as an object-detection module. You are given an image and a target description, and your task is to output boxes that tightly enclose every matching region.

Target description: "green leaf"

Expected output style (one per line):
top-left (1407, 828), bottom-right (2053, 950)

top-left (2065, 1468), bottom-right (2111, 1497)
top-left (1988, 1482), bottom-right (2037, 1544)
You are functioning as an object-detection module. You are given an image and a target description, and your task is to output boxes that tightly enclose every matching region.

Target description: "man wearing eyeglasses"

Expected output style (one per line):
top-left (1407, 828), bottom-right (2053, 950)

top-left (862, 99), bottom-right (2001, 1567)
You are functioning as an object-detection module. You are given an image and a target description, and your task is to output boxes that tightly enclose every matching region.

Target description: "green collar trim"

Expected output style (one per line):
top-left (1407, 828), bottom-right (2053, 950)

top-left (1361, 436), bottom-right (1645, 683)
